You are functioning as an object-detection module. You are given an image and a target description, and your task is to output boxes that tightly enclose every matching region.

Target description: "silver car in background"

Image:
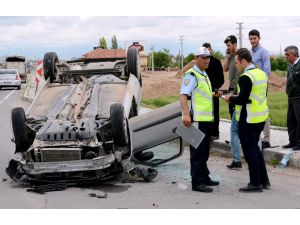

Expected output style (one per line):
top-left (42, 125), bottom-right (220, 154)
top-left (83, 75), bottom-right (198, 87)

top-left (0, 69), bottom-right (21, 90)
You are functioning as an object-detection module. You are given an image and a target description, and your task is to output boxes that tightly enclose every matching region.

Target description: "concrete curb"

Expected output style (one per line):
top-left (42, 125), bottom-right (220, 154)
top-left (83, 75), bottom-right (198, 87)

top-left (220, 118), bottom-right (287, 131)
top-left (140, 107), bottom-right (297, 168)
top-left (22, 95), bottom-right (34, 103)
top-left (210, 139), bottom-right (300, 169)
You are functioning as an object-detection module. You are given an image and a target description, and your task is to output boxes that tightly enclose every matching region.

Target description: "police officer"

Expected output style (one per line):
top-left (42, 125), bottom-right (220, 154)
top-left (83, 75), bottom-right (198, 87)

top-left (180, 47), bottom-right (221, 193)
top-left (223, 48), bottom-right (270, 192)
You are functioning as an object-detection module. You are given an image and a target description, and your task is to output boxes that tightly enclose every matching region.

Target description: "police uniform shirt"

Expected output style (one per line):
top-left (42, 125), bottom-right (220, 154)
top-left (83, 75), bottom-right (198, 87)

top-left (180, 65), bottom-right (208, 96)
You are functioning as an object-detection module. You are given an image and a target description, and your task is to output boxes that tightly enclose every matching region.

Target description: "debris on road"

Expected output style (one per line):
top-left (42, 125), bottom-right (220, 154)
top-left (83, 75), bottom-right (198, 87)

top-left (280, 149), bottom-right (293, 168)
top-left (26, 183), bottom-right (68, 194)
top-left (128, 167), bottom-right (158, 182)
top-left (2, 178), bottom-right (7, 182)
top-left (88, 191), bottom-right (107, 199)
top-left (152, 203), bottom-right (159, 208)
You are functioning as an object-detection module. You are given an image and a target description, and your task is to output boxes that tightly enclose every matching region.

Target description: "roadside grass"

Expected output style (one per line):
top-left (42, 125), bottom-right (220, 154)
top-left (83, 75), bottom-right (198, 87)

top-left (268, 159), bottom-right (279, 166)
top-left (142, 96), bottom-right (179, 109)
top-left (142, 92), bottom-right (288, 127)
top-left (267, 92), bottom-right (288, 127)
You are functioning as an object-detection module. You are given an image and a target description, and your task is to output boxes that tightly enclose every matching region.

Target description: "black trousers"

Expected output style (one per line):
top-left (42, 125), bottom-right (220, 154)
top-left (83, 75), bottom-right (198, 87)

top-left (190, 122), bottom-right (212, 186)
top-left (238, 121), bottom-right (269, 186)
top-left (212, 97), bottom-right (220, 136)
top-left (287, 97), bottom-right (300, 147)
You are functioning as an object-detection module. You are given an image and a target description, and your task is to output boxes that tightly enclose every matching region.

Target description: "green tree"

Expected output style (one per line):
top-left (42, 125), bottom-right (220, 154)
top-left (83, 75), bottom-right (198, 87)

top-left (147, 49), bottom-right (172, 68)
top-left (270, 57), bottom-right (278, 71)
top-left (162, 48), bottom-right (170, 55)
top-left (276, 56), bottom-right (288, 71)
top-left (99, 37), bottom-right (108, 49)
top-left (183, 53), bottom-right (195, 66)
top-left (212, 51), bottom-right (224, 60)
top-left (270, 56), bottom-right (288, 71)
top-left (111, 35), bottom-right (118, 49)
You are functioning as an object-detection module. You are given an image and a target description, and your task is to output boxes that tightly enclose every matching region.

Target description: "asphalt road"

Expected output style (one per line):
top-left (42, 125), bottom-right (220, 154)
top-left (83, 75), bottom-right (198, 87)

top-left (1, 86), bottom-right (300, 209)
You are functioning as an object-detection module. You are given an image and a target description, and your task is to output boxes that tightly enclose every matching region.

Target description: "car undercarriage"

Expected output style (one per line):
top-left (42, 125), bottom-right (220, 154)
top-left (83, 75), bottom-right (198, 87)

top-left (6, 48), bottom-right (184, 186)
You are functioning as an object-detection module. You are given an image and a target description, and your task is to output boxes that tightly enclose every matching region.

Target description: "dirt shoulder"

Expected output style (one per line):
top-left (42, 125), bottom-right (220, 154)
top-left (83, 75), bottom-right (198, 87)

top-left (141, 71), bottom-right (286, 99)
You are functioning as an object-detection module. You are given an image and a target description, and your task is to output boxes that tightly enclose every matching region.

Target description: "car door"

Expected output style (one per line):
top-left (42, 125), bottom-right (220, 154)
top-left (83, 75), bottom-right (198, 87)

top-left (129, 101), bottom-right (184, 167)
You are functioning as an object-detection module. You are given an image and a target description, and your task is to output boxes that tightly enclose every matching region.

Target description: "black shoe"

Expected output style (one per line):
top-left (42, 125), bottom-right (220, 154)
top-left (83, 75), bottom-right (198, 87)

top-left (262, 181), bottom-right (271, 189)
top-left (211, 136), bottom-right (220, 141)
top-left (262, 141), bottom-right (271, 149)
top-left (282, 143), bottom-right (295, 149)
top-left (226, 161), bottom-right (242, 169)
top-left (205, 178), bottom-right (220, 186)
top-left (239, 184), bottom-right (263, 193)
top-left (192, 184), bottom-right (213, 193)
top-left (292, 146), bottom-right (300, 151)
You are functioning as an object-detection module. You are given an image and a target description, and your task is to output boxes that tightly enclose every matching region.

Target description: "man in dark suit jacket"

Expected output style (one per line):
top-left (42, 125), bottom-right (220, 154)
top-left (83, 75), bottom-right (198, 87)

top-left (202, 43), bottom-right (225, 139)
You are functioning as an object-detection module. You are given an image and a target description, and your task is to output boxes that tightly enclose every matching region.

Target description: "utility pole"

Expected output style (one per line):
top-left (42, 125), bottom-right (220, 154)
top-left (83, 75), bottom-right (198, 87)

top-left (150, 46), bottom-right (154, 73)
top-left (179, 36), bottom-right (184, 70)
top-left (280, 44), bottom-right (282, 56)
top-left (236, 22), bottom-right (244, 49)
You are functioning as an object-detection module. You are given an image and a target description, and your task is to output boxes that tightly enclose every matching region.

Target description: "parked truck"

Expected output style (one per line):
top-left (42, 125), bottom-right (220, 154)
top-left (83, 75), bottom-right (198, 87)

top-left (5, 56), bottom-right (27, 82)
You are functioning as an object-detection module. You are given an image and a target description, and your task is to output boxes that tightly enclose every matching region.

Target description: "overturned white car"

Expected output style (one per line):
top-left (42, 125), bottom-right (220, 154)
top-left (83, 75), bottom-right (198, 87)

top-left (6, 48), bottom-right (184, 184)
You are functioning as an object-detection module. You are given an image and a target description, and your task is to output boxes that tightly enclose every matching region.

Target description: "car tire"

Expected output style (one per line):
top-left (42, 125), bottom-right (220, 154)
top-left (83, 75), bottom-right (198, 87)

top-left (11, 107), bottom-right (30, 153)
top-left (43, 52), bottom-right (59, 83)
top-left (127, 48), bottom-right (141, 81)
top-left (110, 103), bottom-right (129, 147)
top-left (17, 85), bottom-right (21, 90)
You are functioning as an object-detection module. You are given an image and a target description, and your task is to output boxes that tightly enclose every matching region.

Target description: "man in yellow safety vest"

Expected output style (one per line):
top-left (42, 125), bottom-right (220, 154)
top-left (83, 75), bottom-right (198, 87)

top-left (223, 48), bottom-right (270, 192)
top-left (180, 47), bottom-right (222, 193)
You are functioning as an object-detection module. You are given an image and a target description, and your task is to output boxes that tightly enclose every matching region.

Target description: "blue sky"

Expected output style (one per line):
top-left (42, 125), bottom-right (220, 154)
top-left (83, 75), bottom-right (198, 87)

top-left (1, 16), bottom-right (299, 60)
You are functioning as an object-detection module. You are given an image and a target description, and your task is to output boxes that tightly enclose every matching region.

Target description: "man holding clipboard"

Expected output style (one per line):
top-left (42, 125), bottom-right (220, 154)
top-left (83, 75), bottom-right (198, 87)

top-left (180, 47), bottom-right (222, 193)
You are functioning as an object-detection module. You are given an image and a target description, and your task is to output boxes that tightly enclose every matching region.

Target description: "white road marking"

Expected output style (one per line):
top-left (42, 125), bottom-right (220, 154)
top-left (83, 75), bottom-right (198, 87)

top-left (0, 90), bottom-right (16, 104)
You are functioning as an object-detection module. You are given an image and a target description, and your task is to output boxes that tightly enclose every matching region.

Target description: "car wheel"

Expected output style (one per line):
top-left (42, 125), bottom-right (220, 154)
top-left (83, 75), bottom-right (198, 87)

top-left (127, 48), bottom-right (141, 81)
top-left (110, 103), bottom-right (129, 147)
top-left (17, 85), bottom-right (21, 90)
top-left (11, 107), bottom-right (30, 153)
top-left (43, 52), bottom-right (59, 83)
top-left (114, 61), bottom-right (125, 70)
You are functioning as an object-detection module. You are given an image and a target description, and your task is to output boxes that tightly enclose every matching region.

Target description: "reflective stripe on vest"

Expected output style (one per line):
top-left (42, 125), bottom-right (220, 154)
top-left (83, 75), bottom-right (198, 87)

top-left (235, 68), bottom-right (269, 123)
top-left (184, 68), bottom-right (213, 122)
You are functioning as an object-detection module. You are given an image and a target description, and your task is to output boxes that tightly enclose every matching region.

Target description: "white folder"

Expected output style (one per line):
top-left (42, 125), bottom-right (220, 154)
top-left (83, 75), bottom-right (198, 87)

top-left (175, 123), bottom-right (205, 149)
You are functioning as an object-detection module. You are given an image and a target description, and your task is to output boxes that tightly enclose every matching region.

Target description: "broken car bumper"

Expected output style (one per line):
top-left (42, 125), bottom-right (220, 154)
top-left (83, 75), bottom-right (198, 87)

top-left (22, 153), bottom-right (116, 175)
